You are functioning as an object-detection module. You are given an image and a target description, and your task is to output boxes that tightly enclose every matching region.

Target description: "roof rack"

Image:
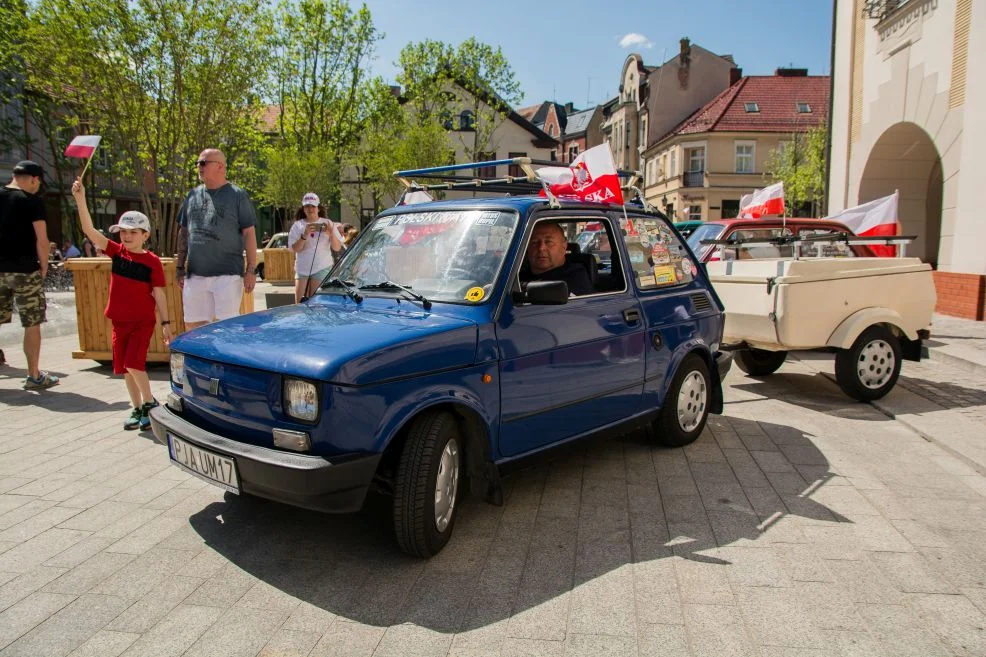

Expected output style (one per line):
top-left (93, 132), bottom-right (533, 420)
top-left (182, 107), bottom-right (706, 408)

top-left (393, 157), bottom-right (658, 213)
top-left (700, 232), bottom-right (918, 258)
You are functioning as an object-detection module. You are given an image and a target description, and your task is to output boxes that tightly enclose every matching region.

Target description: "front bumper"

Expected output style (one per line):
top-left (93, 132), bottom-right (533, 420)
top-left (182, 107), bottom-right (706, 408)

top-left (148, 405), bottom-right (381, 513)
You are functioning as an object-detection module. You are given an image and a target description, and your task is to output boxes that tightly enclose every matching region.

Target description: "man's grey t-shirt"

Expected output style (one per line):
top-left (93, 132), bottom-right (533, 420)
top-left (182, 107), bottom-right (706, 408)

top-left (178, 183), bottom-right (256, 277)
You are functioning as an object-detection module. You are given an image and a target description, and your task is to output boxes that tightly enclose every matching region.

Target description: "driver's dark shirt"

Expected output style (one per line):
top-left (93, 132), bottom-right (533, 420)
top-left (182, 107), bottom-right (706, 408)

top-left (522, 261), bottom-right (593, 296)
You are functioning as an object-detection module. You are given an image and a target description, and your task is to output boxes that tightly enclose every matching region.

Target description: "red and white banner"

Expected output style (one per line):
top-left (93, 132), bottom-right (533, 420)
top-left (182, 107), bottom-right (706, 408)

top-left (64, 135), bottom-right (102, 159)
top-left (536, 144), bottom-right (624, 205)
top-left (824, 191), bottom-right (899, 257)
top-left (739, 182), bottom-right (785, 218)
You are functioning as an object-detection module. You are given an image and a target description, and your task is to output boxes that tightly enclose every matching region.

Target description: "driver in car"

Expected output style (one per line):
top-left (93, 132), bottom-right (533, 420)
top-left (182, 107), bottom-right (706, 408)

top-left (520, 222), bottom-right (593, 296)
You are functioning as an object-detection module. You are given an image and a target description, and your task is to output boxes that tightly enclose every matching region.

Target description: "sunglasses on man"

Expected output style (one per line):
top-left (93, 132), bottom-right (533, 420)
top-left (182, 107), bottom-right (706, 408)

top-left (195, 160), bottom-right (220, 168)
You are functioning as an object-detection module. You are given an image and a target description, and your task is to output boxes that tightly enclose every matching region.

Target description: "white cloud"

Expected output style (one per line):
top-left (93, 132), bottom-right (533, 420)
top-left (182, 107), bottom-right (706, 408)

top-left (619, 33), bottom-right (653, 49)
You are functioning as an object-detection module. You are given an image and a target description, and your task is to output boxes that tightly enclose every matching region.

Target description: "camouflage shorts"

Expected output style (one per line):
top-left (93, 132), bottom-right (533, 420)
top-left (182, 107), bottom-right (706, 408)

top-left (0, 270), bottom-right (47, 328)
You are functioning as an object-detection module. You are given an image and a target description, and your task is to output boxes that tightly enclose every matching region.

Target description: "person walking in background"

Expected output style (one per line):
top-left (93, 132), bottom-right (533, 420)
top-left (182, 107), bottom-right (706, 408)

top-left (288, 192), bottom-right (341, 303)
top-left (175, 148), bottom-right (257, 330)
top-left (0, 160), bottom-right (59, 388)
top-left (342, 224), bottom-right (359, 248)
top-left (72, 178), bottom-right (170, 430)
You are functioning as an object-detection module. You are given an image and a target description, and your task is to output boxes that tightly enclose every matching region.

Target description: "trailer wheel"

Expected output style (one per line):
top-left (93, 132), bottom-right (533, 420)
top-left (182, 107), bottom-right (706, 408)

top-left (734, 348), bottom-right (787, 377)
top-left (835, 325), bottom-right (902, 402)
top-left (653, 354), bottom-right (710, 448)
top-left (393, 410), bottom-right (462, 557)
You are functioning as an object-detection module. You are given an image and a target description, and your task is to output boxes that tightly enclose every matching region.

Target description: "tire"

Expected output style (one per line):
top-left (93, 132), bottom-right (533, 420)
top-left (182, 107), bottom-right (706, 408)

top-left (734, 348), bottom-right (787, 377)
top-left (653, 354), bottom-right (711, 448)
top-left (835, 325), bottom-right (902, 402)
top-left (393, 410), bottom-right (463, 557)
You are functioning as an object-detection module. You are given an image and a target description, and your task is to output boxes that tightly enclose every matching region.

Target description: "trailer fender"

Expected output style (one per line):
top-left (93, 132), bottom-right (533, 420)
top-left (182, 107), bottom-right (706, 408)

top-left (826, 308), bottom-right (916, 350)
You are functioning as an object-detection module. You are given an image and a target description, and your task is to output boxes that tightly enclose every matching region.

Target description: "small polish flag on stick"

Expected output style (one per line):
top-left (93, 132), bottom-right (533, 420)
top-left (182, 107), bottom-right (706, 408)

top-left (64, 135), bottom-right (102, 178)
top-left (535, 144), bottom-right (624, 206)
top-left (739, 181), bottom-right (785, 219)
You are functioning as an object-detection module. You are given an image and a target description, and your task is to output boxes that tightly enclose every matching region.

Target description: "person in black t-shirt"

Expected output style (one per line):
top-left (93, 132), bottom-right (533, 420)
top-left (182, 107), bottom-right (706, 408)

top-left (520, 222), bottom-right (593, 296)
top-left (0, 161), bottom-right (59, 389)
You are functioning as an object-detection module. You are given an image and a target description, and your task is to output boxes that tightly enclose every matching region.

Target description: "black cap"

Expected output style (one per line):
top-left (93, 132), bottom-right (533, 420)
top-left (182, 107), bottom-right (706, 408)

top-left (12, 160), bottom-right (44, 178)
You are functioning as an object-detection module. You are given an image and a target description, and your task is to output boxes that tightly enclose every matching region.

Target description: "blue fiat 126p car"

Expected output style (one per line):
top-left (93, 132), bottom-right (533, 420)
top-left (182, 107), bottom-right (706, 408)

top-left (150, 159), bottom-right (731, 557)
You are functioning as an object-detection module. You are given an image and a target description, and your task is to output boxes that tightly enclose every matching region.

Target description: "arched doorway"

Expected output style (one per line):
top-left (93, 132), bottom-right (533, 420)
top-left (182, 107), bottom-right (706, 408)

top-left (858, 122), bottom-right (942, 265)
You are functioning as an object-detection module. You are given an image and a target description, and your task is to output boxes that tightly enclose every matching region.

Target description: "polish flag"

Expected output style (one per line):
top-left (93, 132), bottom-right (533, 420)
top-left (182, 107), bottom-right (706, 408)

top-left (824, 191), bottom-right (899, 257)
top-left (739, 182), bottom-right (785, 218)
top-left (536, 144), bottom-right (624, 205)
top-left (64, 135), bottom-right (102, 159)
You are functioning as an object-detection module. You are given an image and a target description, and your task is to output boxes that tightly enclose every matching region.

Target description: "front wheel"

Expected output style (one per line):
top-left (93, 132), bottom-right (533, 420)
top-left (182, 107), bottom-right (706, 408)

top-left (734, 348), bottom-right (787, 376)
top-left (652, 354), bottom-right (711, 448)
top-left (393, 410), bottom-right (463, 557)
top-left (834, 325), bottom-right (902, 402)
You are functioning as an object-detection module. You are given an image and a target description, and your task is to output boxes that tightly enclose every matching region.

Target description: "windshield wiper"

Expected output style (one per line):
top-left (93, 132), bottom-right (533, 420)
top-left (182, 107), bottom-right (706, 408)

top-left (360, 281), bottom-right (432, 310)
top-left (320, 278), bottom-right (363, 303)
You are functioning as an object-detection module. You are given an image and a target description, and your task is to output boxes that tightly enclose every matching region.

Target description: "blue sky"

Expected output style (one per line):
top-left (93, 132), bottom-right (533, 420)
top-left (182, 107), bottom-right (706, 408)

top-left (363, 0), bottom-right (834, 108)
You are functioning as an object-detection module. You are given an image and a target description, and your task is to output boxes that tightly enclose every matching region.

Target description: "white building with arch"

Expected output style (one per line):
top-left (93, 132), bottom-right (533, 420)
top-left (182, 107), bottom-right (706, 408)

top-left (828, 0), bottom-right (984, 319)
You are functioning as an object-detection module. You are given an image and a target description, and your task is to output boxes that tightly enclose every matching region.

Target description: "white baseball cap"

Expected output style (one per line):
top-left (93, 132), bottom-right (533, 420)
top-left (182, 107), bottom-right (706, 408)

top-left (302, 192), bottom-right (319, 206)
top-left (109, 211), bottom-right (151, 233)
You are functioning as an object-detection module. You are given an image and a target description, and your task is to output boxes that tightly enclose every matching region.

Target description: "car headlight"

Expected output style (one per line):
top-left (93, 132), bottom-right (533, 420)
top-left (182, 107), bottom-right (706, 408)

top-left (283, 378), bottom-right (319, 422)
top-left (170, 353), bottom-right (185, 386)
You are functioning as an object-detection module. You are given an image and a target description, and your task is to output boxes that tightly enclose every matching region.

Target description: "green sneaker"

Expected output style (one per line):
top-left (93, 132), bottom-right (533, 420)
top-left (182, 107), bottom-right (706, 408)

top-left (124, 407), bottom-right (142, 430)
top-left (139, 399), bottom-right (159, 431)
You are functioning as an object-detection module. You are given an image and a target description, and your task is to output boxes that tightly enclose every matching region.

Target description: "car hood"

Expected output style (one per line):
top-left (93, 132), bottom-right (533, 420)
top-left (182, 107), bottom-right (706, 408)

top-left (170, 301), bottom-right (478, 385)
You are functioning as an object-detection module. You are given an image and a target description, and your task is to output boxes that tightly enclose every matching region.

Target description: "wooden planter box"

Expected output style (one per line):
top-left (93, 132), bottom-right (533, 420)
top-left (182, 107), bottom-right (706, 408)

top-left (64, 257), bottom-right (254, 363)
top-left (262, 248), bottom-right (295, 283)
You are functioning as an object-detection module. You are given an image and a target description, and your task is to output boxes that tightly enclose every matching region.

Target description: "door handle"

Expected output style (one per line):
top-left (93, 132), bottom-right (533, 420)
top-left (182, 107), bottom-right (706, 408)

top-left (622, 308), bottom-right (641, 324)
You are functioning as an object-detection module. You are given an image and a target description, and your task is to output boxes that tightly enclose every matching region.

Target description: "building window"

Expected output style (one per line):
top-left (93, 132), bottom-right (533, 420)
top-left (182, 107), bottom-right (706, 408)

top-left (639, 117), bottom-right (647, 146)
top-left (477, 152), bottom-right (496, 178)
top-left (687, 147), bottom-right (705, 172)
top-left (568, 144), bottom-right (579, 162)
top-left (796, 102), bottom-right (811, 113)
top-left (440, 110), bottom-right (454, 130)
top-left (624, 121), bottom-right (631, 150)
top-left (670, 151), bottom-right (676, 177)
top-left (507, 152), bottom-right (526, 178)
top-left (735, 142), bottom-right (755, 174)
top-left (721, 199), bottom-right (740, 218)
top-left (458, 110), bottom-right (475, 130)
top-left (688, 205), bottom-right (702, 221)
top-left (744, 102), bottom-right (759, 113)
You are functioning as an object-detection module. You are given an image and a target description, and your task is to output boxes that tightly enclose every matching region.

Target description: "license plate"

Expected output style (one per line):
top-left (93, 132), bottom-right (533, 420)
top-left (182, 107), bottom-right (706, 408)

top-left (168, 434), bottom-right (239, 494)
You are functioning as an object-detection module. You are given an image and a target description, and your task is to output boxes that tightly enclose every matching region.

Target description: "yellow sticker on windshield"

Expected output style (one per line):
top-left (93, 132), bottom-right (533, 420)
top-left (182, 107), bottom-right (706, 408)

top-left (465, 287), bottom-right (485, 302)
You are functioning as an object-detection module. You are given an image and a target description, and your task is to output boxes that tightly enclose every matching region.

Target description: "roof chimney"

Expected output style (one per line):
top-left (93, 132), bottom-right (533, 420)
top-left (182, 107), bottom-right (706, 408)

top-left (774, 68), bottom-right (808, 77)
top-left (564, 102), bottom-right (574, 114)
top-left (729, 67), bottom-right (743, 85)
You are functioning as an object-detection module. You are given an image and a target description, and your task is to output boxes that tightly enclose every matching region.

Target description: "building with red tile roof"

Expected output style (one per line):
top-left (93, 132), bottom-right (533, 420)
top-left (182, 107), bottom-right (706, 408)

top-left (643, 69), bottom-right (829, 222)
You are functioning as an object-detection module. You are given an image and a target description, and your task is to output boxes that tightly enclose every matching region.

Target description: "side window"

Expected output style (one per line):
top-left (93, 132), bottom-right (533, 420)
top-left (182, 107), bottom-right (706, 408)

top-left (521, 218), bottom-right (625, 296)
top-left (622, 217), bottom-right (696, 290)
top-left (797, 228), bottom-right (857, 257)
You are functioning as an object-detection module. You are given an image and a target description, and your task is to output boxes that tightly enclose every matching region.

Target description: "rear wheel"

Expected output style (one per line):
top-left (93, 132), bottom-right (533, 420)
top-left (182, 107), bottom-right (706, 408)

top-left (393, 410), bottom-right (463, 557)
top-left (835, 325), bottom-right (902, 402)
top-left (734, 348), bottom-right (787, 376)
top-left (653, 354), bottom-right (711, 448)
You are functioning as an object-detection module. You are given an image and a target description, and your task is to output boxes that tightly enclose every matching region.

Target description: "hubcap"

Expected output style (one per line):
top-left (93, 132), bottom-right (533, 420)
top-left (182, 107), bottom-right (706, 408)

top-left (434, 439), bottom-right (460, 532)
top-left (856, 339), bottom-right (896, 389)
top-left (677, 371), bottom-right (708, 433)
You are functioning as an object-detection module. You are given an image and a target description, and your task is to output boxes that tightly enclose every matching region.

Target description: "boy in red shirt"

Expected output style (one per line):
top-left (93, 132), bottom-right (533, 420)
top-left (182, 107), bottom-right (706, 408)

top-left (72, 179), bottom-right (171, 430)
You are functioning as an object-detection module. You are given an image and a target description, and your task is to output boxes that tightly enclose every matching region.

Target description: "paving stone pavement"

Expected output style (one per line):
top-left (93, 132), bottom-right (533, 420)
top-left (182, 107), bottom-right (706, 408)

top-left (1, 330), bottom-right (985, 656)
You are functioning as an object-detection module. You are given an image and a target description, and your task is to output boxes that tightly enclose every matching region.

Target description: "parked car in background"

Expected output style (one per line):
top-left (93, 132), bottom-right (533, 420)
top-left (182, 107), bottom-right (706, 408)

top-left (685, 218), bottom-right (878, 263)
top-left (673, 220), bottom-right (703, 238)
top-left (255, 231), bottom-right (288, 279)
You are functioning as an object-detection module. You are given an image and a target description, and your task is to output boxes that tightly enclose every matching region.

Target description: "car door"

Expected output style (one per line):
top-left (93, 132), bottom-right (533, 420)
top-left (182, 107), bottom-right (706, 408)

top-left (495, 214), bottom-right (646, 458)
top-left (619, 213), bottom-right (715, 411)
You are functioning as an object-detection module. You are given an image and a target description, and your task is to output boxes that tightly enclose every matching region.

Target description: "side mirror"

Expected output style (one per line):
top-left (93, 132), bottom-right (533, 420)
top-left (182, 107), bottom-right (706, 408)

top-left (518, 280), bottom-right (569, 305)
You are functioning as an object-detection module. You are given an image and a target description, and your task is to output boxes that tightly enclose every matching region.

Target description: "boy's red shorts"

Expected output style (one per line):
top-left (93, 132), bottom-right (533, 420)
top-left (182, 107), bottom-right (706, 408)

top-left (111, 320), bottom-right (156, 374)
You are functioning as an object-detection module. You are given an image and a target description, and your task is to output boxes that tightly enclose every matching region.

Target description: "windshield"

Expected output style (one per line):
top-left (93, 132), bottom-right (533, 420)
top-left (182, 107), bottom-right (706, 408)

top-left (326, 209), bottom-right (519, 304)
top-left (685, 222), bottom-right (725, 258)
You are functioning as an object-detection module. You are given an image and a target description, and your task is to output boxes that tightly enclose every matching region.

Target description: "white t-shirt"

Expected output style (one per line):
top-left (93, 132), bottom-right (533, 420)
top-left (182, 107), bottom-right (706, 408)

top-left (288, 218), bottom-right (341, 276)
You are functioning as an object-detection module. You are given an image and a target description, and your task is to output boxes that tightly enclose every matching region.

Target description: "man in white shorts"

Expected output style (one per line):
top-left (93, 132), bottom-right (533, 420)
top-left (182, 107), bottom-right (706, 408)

top-left (175, 148), bottom-right (257, 330)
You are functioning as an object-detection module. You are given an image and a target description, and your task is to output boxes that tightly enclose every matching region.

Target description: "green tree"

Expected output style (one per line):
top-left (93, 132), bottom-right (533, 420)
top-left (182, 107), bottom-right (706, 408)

top-left (764, 125), bottom-right (828, 217)
top-left (341, 81), bottom-right (451, 217)
top-left (21, 0), bottom-right (273, 253)
top-left (397, 37), bottom-right (522, 162)
top-left (257, 143), bottom-right (340, 230)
